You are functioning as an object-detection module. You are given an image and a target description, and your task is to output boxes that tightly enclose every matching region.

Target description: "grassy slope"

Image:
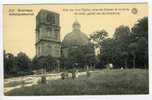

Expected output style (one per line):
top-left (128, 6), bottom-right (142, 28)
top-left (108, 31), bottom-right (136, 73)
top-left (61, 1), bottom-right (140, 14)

top-left (5, 69), bottom-right (149, 96)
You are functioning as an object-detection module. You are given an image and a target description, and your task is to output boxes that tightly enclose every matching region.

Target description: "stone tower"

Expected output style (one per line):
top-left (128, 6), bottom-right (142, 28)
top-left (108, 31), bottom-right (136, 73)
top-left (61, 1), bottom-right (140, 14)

top-left (35, 9), bottom-right (61, 58)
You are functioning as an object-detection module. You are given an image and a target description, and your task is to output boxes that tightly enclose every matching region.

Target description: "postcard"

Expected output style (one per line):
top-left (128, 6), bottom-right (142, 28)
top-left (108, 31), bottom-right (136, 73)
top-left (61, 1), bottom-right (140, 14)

top-left (3, 3), bottom-right (148, 96)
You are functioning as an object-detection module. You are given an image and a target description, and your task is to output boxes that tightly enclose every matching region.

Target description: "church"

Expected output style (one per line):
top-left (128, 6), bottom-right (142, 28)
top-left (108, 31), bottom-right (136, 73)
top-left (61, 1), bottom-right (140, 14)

top-left (35, 9), bottom-right (95, 69)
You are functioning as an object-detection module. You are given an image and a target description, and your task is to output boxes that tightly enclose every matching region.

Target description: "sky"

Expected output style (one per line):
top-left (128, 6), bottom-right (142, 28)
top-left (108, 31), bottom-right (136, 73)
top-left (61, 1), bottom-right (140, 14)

top-left (3, 3), bottom-right (148, 58)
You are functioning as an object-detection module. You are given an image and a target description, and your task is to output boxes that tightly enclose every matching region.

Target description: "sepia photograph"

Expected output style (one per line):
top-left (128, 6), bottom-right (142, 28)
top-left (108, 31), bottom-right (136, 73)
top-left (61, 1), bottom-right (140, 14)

top-left (3, 3), bottom-right (149, 96)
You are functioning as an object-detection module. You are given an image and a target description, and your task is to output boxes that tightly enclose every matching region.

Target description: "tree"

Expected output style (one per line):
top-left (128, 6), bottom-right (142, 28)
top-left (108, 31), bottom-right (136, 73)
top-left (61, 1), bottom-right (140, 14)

top-left (90, 17), bottom-right (148, 69)
top-left (121, 51), bottom-right (128, 69)
top-left (112, 25), bottom-right (131, 68)
top-left (81, 44), bottom-right (96, 67)
top-left (114, 25), bottom-right (131, 41)
top-left (32, 56), bottom-right (42, 70)
top-left (128, 43), bottom-right (137, 68)
top-left (15, 52), bottom-right (32, 75)
top-left (4, 52), bottom-right (16, 76)
top-left (101, 38), bottom-right (115, 64)
top-left (4, 51), bottom-right (32, 77)
top-left (32, 55), bottom-right (57, 72)
top-left (89, 29), bottom-right (108, 68)
top-left (90, 29), bottom-right (108, 50)
top-left (136, 37), bottom-right (148, 68)
top-left (132, 17), bottom-right (148, 39)
top-left (98, 26), bottom-right (131, 68)
top-left (131, 17), bottom-right (148, 68)
top-left (62, 44), bottom-right (96, 70)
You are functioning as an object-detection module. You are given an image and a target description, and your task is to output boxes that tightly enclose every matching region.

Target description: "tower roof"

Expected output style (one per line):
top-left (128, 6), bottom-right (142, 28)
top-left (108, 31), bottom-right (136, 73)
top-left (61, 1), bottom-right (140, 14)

top-left (62, 20), bottom-right (90, 47)
top-left (72, 19), bottom-right (81, 29)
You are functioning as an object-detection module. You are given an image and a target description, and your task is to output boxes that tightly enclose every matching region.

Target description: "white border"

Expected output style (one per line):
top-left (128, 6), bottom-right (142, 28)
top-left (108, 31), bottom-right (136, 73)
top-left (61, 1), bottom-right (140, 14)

top-left (0, 0), bottom-right (152, 100)
top-left (0, 0), bottom-right (150, 4)
top-left (0, 3), bottom-right (3, 100)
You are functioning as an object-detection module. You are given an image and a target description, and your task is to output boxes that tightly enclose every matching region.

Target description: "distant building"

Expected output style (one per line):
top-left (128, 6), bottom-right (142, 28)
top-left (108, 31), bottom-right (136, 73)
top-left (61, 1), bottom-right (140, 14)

top-left (61, 20), bottom-right (95, 67)
top-left (35, 9), bottom-right (61, 58)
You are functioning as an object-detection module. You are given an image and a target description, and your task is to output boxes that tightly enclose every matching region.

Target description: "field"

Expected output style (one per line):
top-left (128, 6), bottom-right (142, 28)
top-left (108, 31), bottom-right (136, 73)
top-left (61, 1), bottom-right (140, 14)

top-left (4, 69), bottom-right (149, 96)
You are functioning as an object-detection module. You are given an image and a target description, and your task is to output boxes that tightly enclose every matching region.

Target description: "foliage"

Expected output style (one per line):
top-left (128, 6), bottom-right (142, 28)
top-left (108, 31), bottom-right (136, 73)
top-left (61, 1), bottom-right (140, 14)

top-left (31, 55), bottom-right (57, 72)
top-left (90, 29), bottom-right (108, 49)
top-left (4, 51), bottom-right (16, 75)
top-left (62, 44), bottom-right (96, 69)
top-left (15, 52), bottom-right (32, 74)
top-left (4, 51), bottom-right (32, 77)
top-left (132, 17), bottom-right (148, 39)
top-left (90, 17), bottom-right (148, 69)
top-left (4, 52), bottom-right (57, 77)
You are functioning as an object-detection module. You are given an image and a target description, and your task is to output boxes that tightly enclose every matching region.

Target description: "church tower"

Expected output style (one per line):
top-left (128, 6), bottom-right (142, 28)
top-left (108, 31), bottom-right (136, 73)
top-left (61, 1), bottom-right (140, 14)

top-left (35, 9), bottom-right (61, 58)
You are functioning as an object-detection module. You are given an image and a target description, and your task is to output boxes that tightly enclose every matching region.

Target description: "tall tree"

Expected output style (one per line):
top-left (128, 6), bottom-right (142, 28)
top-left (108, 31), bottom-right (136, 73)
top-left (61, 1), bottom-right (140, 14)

top-left (90, 29), bottom-right (108, 51)
top-left (101, 38), bottom-right (115, 64)
top-left (113, 25), bottom-right (131, 68)
top-left (132, 17), bottom-right (148, 39)
top-left (128, 43), bottom-right (137, 68)
top-left (16, 52), bottom-right (31, 70)
top-left (89, 29), bottom-right (108, 68)
top-left (114, 25), bottom-right (130, 40)
top-left (121, 51), bottom-right (128, 69)
top-left (131, 17), bottom-right (148, 68)
top-left (4, 52), bottom-right (16, 76)
top-left (15, 52), bottom-right (32, 75)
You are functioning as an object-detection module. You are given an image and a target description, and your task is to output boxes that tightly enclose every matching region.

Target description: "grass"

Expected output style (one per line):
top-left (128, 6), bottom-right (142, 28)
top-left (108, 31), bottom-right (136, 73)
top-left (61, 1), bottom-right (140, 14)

top-left (5, 69), bottom-right (149, 96)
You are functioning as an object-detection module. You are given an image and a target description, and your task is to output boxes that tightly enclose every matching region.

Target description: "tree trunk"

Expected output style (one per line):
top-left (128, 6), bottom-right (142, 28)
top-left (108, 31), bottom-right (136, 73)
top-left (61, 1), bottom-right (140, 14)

top-left (124, 59), bottom-right (127, 69)
top-left (144, 50), bottom-right (147, 69)
top-left (133, 54), bottom-right (136, 69)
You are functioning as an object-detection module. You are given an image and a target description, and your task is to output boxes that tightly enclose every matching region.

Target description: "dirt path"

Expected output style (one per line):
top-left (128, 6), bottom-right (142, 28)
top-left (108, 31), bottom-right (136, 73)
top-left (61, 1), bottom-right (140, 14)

top-left (4, 71), bottom-right (93, 93)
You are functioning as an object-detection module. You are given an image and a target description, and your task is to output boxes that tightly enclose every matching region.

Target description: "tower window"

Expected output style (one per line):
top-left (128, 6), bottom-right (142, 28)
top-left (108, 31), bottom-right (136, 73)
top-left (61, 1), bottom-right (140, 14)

top-left (47, 14), bottom-right (55, 25)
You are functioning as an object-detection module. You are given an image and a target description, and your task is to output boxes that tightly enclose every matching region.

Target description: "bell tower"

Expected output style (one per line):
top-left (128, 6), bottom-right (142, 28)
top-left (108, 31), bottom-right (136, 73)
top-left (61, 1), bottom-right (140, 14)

top-left (35, 9), bottom-right (61, 58)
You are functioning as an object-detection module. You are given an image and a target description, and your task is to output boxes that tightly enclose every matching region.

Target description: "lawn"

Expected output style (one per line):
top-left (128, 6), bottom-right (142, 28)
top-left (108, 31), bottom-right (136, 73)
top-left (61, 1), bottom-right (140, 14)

top-left (5, 69), bottom-right (149, 96)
